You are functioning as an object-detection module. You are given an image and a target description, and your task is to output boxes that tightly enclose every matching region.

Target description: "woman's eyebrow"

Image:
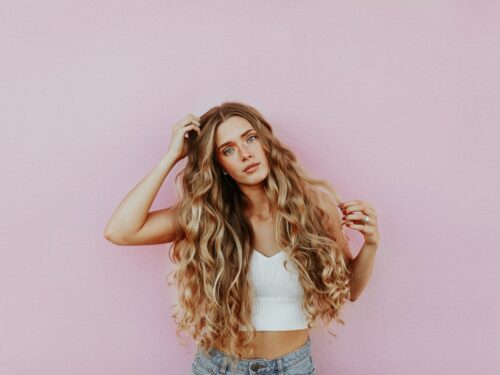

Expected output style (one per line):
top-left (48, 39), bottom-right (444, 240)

top-left (217, 129), bottom-right (255, 150)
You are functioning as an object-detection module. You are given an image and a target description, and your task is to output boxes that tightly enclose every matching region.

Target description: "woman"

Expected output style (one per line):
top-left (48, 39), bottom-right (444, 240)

top-left (104, 102), bottom-right (380, 374)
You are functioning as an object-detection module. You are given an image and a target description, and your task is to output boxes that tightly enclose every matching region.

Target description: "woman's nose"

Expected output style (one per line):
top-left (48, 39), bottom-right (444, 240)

top-left (240, 145), bottom-right (252, 158)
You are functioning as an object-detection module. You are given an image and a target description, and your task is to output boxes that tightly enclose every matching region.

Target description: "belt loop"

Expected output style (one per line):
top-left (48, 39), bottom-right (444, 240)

top-left (219, 356), bottom-right (228, 374)
top-left (277, 357), bottom-right (285, 374)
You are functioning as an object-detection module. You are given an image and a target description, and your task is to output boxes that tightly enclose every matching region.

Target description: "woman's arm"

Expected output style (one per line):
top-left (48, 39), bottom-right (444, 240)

top-left (104, 114), bottom-right (201, 245)
top-left (103, 152), bottom-right (179, 244)
top-left (348, 242), bottom-right (378, 301)
top-left (339, 199), bottom-right (380, 301)
top-left (315, 190), bottom-right (379, 301)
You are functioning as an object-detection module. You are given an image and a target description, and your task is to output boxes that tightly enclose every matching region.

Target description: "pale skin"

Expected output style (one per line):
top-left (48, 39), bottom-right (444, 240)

top-left (104, 113), bottom-right (380, 360)
top-left (213, 116), bottom-right (310, 359)
top-left (214, 116), bottom-right (380, 359)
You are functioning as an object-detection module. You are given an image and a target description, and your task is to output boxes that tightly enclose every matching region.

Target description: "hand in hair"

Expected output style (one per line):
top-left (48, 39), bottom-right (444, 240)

top-left (167, 113), bottom-right (201, 162)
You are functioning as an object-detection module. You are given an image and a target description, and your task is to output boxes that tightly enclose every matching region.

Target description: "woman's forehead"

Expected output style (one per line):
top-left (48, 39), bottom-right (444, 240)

top-left (215, 117), bottom-right (255, 146)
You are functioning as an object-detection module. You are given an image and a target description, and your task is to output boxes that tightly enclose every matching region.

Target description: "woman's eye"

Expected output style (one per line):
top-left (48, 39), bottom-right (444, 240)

top-left (222, 135), bottom-right (257, 156)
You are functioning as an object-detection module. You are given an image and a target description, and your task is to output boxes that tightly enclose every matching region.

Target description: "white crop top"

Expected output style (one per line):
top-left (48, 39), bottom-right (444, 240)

top-left (239, 249), bottom-right (308, 331)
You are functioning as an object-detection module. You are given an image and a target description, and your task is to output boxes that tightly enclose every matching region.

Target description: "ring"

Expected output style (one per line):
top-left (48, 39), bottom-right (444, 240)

top-left (363, 215), bottom-right (370, 223)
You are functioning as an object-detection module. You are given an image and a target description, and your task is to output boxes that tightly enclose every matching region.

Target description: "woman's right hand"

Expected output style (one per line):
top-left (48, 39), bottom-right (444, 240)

top-left (167, 114), bottom-right (201, 162)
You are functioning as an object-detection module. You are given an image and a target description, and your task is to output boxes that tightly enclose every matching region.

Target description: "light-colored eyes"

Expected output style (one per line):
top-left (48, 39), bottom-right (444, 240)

top-left (223, 135), bottom-right (258, 156)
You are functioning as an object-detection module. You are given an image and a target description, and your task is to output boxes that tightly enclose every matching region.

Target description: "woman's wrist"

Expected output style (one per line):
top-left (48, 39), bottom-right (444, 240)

top-left (160, 152), bottom-right (180, 168)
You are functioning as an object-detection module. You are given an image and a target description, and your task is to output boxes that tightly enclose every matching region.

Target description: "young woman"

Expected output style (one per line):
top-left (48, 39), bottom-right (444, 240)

top-left (104, 102), bottom-right (380, 374)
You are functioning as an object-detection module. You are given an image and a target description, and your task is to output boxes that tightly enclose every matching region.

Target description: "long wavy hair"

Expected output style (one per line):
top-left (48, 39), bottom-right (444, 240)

top-left (166, 102), bottom-right (352, 366)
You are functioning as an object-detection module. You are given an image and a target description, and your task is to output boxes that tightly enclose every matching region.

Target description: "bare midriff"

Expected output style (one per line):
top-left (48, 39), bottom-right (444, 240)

top-left (213, 329), bottom-right (309, 360)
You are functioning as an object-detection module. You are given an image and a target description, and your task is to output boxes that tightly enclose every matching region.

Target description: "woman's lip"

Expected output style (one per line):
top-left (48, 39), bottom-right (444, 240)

top-left (244, 163), bottom-right (260, 172)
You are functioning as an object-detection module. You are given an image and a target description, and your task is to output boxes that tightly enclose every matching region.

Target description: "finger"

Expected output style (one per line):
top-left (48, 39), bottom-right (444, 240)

top-left (343, 212), bottom-right (368, 222)
top-left (181, 115), bottom-right (200, 126)
top-left (187, 122), bottom-right (201, 132)
top-left (342, 209), bottom-right (373, 219)
top-left (184, 119), bottom-right (200, 127)
top-left (340, 204), bottom-right (365, 214)
top-left (342, 212), bottom-right (376, 229)
top-left (339, 200), bottom-right (362, 207)
top-left (188, 113), bottom-right (201, 122)
top-left (341, 205), bottom-right (375, 216)
top-left (346, 218), bottom-right (375, 228)
top-left (183, 124), bottom-right (200, 138)
top-left (175, 118), bottom-right (198, 130)
top-left (183, 123), bottom-right (200, 131)
top-left (340, 200), bottom-right (375, 209)
top-left (342, 218), bottom-right (372, 227)
top-left (187, 115), bottom-right (201, 126)
top-left (345, 222), bottom-right (369, 233)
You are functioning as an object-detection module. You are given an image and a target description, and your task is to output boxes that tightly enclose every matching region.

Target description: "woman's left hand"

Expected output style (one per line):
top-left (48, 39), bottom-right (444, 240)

top-left (339, 200), bottom-right (380, 247)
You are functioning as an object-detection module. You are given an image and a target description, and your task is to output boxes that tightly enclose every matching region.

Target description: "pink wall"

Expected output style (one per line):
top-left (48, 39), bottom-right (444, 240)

top-left (2, 1), bottom-right (499, 374)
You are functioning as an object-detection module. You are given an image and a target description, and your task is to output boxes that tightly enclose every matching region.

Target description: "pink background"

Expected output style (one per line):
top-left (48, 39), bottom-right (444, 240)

top-left (2, 1), bottom-right (499, 374)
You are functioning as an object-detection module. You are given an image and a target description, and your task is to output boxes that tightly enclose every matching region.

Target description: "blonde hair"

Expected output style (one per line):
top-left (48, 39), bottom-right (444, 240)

top-left (166, 102), bottom-right (351, 369)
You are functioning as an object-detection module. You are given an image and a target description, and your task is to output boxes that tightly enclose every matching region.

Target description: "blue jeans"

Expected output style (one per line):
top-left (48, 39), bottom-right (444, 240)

top-left (192, 336), bottom-right (315, 375)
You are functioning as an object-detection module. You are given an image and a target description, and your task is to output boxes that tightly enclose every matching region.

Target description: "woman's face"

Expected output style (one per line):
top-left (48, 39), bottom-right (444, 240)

top-left (214, 116), bottom-right (270, 185)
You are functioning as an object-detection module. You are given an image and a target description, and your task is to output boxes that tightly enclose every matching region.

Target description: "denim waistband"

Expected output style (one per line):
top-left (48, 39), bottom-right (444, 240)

top-left (197, 336), bottom-right (311, 373)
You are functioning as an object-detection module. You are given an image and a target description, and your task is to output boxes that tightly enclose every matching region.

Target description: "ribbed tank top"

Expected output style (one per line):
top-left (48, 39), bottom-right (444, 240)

top-left (239, 249), bottom-right (308, 331)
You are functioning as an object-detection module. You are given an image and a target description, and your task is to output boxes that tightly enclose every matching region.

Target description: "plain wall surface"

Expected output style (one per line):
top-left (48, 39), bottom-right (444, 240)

top-left (1, 1), bottom-right (499, 374)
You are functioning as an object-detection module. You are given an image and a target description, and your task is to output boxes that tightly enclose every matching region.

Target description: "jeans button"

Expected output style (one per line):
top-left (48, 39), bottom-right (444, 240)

top-left (250, 362), bottom-right (262, 371)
